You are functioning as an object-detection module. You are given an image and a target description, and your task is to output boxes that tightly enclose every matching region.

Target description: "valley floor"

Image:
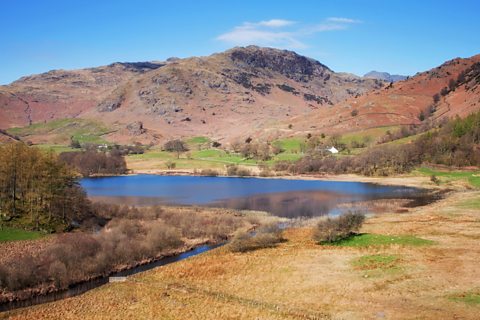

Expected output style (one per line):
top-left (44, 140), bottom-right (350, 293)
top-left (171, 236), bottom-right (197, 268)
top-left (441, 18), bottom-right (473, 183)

top-left (2, 188), bottom-right (479, 319)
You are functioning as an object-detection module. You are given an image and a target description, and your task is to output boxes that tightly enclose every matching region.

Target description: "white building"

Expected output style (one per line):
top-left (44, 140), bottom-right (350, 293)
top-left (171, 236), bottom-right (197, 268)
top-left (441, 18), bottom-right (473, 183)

top-left (327, 146), bottom-right (339, 154)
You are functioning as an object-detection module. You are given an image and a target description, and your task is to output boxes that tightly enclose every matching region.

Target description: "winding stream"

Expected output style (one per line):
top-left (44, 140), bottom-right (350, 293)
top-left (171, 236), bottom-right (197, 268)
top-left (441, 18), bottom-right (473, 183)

top-left (0, 244), bottom-right (222, 312)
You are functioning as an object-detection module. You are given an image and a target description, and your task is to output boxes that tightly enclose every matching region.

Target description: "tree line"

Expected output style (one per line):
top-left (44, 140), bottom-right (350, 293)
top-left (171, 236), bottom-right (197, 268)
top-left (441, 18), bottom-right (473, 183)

top-left (59, 148), bottom-right (127, 177)
top-left (0, 143), bottom-right (92, 231)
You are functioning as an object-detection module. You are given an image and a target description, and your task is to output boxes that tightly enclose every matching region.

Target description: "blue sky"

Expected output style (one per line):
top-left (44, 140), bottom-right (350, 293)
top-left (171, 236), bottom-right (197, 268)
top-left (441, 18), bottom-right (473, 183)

top-left (1, 0), bottom-right (479, 84)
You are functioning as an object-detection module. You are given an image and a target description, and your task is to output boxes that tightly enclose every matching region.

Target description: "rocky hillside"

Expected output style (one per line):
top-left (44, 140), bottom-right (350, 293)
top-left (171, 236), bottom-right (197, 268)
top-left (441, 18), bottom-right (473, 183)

top-left (290, 54), bottom-right (480, 135)
top-left (0, 46), bottom-right (382, 144)
top-left (1, 47), bottom-right (479, 145)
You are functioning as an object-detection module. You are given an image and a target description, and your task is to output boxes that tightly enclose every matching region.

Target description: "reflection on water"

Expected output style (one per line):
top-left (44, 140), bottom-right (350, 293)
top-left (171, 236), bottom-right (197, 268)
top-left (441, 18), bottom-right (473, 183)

top-left (82, 175), bottom-right (430, 217)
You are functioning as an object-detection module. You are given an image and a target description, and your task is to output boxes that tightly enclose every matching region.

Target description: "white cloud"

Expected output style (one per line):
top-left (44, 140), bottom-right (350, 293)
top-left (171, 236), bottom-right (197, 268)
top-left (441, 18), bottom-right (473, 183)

top-left (257, 19), bottom-right (295, 28)
top-left (326, 17), bottom-right (362, 24)
top-left (216, 17), bottom-right (361, 49)
top-left (216, 23), bottom-right (305, 49)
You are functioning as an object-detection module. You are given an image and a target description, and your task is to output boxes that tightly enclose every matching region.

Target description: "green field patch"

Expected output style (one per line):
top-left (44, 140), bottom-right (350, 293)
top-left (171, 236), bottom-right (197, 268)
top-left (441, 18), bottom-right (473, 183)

top-left (340, 126), bottom-right (398, 146)
top-left (192, 149), bottom-right (224, 158)
top-left (7, 118), bottom-right (111, 145)
top-left (329, 233), bottom-right (434, 247)
top-left (187, 136), bottom-right (210, 144)
top-left (416, 167), bottom-right (480, 188)
top-left (128, 151), bottom-right (174, 160)
top-left (352, 254), bottom-right (400, 270)
top-left (449, 291), bottom-right (480, 305)
top-left (0, 227), bottom-right (44, 242)
top-left (273, 138), bottom-right (304, 153)
top-left (34, 144), bottom-right (79, 153)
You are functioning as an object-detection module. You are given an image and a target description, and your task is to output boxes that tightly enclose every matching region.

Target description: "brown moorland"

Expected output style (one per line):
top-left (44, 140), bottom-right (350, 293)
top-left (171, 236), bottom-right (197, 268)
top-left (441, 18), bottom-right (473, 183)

top-left (3, 187), bottom-right (479, 319)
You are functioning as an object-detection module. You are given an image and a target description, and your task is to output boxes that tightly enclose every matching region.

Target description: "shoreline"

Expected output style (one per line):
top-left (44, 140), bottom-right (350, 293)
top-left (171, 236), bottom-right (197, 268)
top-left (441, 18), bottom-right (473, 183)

top-left (123, 168), bottom-right (437, 189)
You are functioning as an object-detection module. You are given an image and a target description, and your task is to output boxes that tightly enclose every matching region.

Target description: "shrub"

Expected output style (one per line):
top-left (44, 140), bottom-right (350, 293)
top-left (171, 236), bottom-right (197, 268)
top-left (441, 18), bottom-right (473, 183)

top-left (229, 223), bottom-right (284, 253)
top-left (226, 165), bottom-right (251, 177)
top-left (199, 169), bottom-right (219, 176)
top-left (165, 161), bottom-right (176, 169)
top-left (313, 211), bottom-right (365, 243)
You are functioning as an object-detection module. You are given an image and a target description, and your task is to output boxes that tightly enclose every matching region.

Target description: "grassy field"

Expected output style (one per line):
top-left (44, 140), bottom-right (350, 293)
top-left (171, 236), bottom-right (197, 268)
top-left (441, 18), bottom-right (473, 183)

top-left (5, 190), bottom-right (480, 319)
top-left (272, 137), bottom-right (304, 153)
top-left (126, 144), bottom-right (302, 172)
top-left (329, 233), bottom-right (434, 247)
top-left (7, 118), bottom-right (112, 145)
top-left (34, 144), bottom-right (79, 153)
top-left (416, 167), bottom-right (480, 188)
top-left (0, 227), bottom-right (43, 242)
top-left (339, 126), bottom-right (399, 146)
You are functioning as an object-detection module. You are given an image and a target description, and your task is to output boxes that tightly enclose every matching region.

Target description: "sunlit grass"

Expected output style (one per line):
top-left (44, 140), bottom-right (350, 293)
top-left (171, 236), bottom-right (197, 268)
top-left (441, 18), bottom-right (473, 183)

top-left (7, 118), bottom-right (111, 145)
top-left (273, 138), bottom-right (304, 153)
top-left (0, 227), bottom-right (44, 242)
top-left (328, 233), bottom-right (434, 247)
top-left (449, 291), bottom-right (480, 305)
top-left (416, 167), bottom-right (480, 188)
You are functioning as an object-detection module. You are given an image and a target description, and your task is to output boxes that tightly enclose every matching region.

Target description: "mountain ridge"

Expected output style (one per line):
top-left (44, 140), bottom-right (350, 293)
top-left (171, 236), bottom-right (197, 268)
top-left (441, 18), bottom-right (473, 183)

top-left (1, 47), bottom-right (479, 145)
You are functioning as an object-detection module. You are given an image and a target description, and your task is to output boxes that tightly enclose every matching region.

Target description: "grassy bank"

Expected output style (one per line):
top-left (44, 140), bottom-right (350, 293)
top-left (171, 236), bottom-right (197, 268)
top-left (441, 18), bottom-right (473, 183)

top-left (416, 167), bottom-right (480, 188)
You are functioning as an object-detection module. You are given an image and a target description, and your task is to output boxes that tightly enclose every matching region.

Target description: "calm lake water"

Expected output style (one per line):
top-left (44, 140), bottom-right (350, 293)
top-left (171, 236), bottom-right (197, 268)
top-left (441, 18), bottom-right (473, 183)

top-left (81, 175), bottom-right (429, 218)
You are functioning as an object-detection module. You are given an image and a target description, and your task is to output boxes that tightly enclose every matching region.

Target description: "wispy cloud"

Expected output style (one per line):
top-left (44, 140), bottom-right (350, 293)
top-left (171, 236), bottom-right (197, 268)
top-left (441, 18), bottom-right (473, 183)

top-left (257, 19), bottom-right (295, 28)
top-left (216, 17), bottom-right (361, 49)
top-left (326, 17), bottom-right (362, 24)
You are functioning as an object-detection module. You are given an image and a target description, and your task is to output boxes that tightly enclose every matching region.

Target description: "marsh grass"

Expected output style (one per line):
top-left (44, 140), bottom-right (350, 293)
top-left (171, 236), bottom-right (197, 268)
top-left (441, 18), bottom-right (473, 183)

top-left (352, 254), bottom-right (404, 279)
top-left (449, 291), bottom-right (480, 305)
top-left (328, 233), bottom-right (434, 247)
top-left (456, 198), bottom-right (480, 210)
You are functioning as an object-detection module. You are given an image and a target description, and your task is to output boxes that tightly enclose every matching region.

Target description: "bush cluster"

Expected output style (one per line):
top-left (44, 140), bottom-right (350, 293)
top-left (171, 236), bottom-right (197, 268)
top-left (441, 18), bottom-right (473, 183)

top-left (226, 165), bottom-right (251, 177)
top-left (229, 223), bottom-right (284, 253)
top-left (313, 211), bottom-right (365, 243)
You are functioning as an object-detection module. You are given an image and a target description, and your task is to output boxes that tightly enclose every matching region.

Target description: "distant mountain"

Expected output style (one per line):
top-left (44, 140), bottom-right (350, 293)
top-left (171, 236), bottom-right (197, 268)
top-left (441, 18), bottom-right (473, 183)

top-left (364, 71), bottom-right (408, 82)
top-left (0, 46), bottom-right (383, 144)
top-left (1, 46), bottom-right (479, 145)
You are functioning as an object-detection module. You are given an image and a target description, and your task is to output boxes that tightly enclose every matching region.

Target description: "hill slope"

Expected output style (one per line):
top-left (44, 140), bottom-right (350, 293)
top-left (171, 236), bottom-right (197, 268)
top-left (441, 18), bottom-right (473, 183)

top-left (0, 46), bottom-right (382, 144)
top-left (1, 47), bottom-right (479, 145)
top-left (290, 54), bottom-right (480, 135)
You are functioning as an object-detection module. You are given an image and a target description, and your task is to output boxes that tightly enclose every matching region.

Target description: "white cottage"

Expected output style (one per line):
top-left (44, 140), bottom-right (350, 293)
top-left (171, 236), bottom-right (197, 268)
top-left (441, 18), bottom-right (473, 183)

top-left (327, 146), bottom-right (339, 154)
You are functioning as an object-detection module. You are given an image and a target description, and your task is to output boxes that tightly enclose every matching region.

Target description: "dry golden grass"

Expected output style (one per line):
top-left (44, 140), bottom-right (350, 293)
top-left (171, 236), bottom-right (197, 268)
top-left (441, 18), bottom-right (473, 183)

top-left (2, 191), bottom-right (480, 319)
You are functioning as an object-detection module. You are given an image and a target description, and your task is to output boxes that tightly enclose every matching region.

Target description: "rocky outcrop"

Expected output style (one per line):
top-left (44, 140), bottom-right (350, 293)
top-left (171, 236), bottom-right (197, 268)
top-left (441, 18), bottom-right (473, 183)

top-left (126, 121), bottom-right (146, 135)
top-left (228, 46), bottom-right (331, 82)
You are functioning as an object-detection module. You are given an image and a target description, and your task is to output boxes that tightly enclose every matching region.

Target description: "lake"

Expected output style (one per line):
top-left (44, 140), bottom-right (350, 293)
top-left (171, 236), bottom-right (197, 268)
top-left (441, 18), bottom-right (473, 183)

top-left (81, 175), bottom-right (430, 218)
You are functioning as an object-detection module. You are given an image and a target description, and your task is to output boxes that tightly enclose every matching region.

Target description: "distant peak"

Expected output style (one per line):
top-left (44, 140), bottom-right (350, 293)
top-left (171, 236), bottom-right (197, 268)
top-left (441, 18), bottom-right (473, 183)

top-left (363, 71), bottom-right (407, 82)
top-left (224, 46), bottom-right (331, 81)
